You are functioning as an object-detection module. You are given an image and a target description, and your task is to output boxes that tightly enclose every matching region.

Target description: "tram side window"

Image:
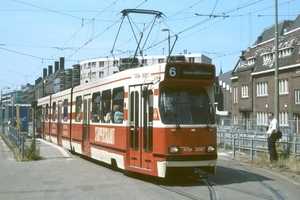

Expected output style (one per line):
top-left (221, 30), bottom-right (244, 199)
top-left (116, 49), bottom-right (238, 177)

top-left (52, 102), bottom-right (56, 121)
top-left (101, 90), bottom-right (111, 123)
top-left (75, 96), bottom-right (82, 122)
top-left (45, 104), bottom-right (49, 121)
top-left (91, 92), bottom-right (100, 123)
top-left (63, 99), bottom-right (68, 121)
top-left (112, 87), bottom-right (124, 123)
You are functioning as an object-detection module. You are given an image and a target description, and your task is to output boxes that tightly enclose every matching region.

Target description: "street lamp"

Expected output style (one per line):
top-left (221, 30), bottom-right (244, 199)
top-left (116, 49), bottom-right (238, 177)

top-left (161, 28), bottom-right (170, 62)
top-left (1, 86), bottom-right (11, 107)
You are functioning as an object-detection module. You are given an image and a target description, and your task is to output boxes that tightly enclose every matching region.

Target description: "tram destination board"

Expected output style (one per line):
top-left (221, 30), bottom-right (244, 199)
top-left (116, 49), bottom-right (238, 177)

top-left (165, 63), bottom-right (215, 80)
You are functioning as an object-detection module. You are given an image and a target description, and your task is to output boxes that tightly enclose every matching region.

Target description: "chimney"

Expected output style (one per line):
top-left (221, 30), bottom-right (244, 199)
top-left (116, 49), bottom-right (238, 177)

top-left (60, 57), bottom-right (65, 70)
top-left (43, 68), bottom-right (47, 79)
top-left (48, 65), bottom-right (53, 75)
top-left (35, 77), bottom-right (42, 85)
top-left (55, 61), bottom-right (59, 72)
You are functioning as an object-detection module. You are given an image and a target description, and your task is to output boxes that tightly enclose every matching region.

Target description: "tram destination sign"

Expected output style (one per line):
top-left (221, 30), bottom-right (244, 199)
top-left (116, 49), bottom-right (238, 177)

top-left (166, 64), bottom-right (215, 80)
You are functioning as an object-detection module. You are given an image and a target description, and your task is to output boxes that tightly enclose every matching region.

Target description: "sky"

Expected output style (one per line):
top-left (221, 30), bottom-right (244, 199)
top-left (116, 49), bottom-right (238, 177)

top-left (1, 0), bottom-right (299, 94)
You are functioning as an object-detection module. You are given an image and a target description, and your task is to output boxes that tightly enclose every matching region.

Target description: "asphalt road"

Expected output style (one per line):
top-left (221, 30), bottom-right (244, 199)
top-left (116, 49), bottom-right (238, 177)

top-left (1, 135), bottom-right (300, 200)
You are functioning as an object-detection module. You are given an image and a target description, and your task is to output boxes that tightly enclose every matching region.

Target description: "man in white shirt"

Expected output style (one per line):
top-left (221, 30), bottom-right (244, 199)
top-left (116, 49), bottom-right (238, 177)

top-left (267, 112), bottom-right (278, 162)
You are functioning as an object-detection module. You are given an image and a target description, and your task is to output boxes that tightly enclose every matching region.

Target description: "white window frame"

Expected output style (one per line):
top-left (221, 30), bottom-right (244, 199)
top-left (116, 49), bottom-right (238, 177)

top-left (279, 112), bottom-right (288, 126)
top-left (256, 112), bottom-right (268, 125)
top-left (279, 79), bottom-right (289, 94)
top-left (241, 85), bottom-right (249, 98)
top-left (99, 61), bottom-right (104, 67)
top-left (256, 82), bottom-right (268, 96)
top-left (295, 89), bottom-right (300, 104)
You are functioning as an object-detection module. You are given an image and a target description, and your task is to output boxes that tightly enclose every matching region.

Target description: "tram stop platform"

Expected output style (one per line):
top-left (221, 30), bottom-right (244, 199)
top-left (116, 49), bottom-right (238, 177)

top-left (36, 139), bottom-right (72, 159)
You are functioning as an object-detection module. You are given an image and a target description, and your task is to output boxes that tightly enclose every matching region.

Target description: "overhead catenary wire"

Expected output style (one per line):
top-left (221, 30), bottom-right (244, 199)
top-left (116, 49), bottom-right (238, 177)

top-left (0, 0), bottom-right (297, 88)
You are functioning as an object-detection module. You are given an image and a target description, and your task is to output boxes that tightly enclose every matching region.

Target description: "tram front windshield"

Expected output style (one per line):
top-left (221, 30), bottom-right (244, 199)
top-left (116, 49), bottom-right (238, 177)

top-left (159, 87), bottom-right (215, 125)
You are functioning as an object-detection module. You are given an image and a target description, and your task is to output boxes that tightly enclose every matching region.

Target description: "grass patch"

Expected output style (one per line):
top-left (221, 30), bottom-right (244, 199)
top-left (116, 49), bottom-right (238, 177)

top-left (23, 139), bottom-right (41, 161)
top-left (248, 147), bottom-right (300, 175)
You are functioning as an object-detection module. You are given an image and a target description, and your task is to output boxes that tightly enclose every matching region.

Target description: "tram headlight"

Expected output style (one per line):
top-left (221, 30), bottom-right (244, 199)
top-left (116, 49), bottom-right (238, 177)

top-left (206, 145), bottom-right (215, 153)
top-left (168, 146), bottom-right (179, 154)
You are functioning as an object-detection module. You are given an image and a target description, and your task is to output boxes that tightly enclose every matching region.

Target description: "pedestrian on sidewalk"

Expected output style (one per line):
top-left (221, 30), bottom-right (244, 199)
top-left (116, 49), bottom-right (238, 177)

top-left (267, 112), bottom-right (278, 162)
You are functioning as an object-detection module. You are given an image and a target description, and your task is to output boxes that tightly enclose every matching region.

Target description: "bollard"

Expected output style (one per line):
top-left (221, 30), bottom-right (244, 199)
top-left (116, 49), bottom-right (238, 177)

top-left (293, 134), bottom-right (296, 156)
top-left (21, 134), bottom-right (25, 159)
top-left (223, 130), bottom-right (226, 149)
top-left (233, 137), bottom-right (236, 157)
top-left (238, 130), bottom-right (241, 151)
top-left (253, 134), bottom-right (257, 157)
top-left (250, 137), bottom-right (253, 159)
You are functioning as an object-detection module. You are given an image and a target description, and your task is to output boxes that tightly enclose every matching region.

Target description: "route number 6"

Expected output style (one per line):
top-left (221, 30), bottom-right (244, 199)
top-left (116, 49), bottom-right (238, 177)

top-left (169, 67), bottom-right (177, 77)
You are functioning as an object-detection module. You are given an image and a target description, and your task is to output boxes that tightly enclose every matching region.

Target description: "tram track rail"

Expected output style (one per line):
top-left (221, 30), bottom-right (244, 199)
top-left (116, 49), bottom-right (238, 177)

top-left (157, 168), bottom-right (217, 200)
top-left (209, 162), bottom-right (286, 200)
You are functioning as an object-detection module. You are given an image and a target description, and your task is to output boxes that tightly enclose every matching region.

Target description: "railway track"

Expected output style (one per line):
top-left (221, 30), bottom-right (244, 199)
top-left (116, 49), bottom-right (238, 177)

top-left (156, 168), bottom-right (217, 200)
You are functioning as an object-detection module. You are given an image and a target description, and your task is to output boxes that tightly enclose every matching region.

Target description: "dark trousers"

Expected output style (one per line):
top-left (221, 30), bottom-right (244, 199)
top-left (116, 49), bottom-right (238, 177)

top-left (267, 137), bottom-right (278, 161)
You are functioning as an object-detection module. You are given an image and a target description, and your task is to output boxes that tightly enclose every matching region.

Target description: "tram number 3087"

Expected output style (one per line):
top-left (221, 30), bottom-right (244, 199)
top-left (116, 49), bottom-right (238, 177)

top-left (195, 147), bottom-right (206, 152)
top-left (181, 147), bottom-right (206, 152)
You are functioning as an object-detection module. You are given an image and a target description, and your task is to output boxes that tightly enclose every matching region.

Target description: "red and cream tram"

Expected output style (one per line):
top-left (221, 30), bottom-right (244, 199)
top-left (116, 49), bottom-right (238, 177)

top-left (37, 61), bottom-right (217, 178)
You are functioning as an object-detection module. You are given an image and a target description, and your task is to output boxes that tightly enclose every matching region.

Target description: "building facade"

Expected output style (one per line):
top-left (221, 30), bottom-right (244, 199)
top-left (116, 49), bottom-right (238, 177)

top-left (79, 53), bottom-right (212, 84)
top-left (231, 14), bottom-right (300, 132)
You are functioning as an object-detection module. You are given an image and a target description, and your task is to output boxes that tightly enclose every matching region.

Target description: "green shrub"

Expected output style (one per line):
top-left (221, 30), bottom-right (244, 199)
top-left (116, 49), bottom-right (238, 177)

top-left (24, 139), bottom-right (41, 161)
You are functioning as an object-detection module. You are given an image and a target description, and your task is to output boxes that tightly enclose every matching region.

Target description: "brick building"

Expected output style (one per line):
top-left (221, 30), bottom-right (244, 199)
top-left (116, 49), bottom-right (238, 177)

top-left (231, 14), bottom-right (300, 132)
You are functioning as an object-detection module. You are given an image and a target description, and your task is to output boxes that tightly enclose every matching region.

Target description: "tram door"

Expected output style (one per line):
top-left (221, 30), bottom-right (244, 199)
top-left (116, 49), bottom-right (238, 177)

top-left (82, 94), bottom-right (91, 155)
top-left (128, 85), bottom-right (153, 170)
top-left (57, 101), bottom-right (62, 146)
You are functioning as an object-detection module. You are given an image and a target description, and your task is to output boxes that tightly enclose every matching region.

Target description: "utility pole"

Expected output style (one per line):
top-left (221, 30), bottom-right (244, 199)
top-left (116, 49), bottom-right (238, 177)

top-left (31, 100), bottom-right (38, 151)
top-left (274, 0), bottom-right (279, 122)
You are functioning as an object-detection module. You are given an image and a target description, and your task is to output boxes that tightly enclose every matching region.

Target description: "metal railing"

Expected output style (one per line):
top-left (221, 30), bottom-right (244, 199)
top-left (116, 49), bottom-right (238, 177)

top-left (1, 122), bottom-right (27, 159)
top-left (217, 118), bottom-right (300, 159)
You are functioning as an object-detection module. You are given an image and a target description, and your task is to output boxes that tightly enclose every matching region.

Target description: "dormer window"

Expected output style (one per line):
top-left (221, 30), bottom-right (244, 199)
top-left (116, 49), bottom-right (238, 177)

top-left (262, 52), bottom-right (274, 62)
top-left (262, 52), bottom-right (274, 66)
top-left (246, 56), bottom-right (256, 66)
top-left (279, 46), bottom-right (294, 58)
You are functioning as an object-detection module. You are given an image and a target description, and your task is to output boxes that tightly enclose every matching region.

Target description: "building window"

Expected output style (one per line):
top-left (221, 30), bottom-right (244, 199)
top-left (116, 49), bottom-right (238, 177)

top-left (214, 85), bottom-right (220, 94)
top-left (279, 47), bottom-right (294, 58)
top-left (262, 52), bottom-right (274, 66)
top-left (279, 112), bottom-right (288, 126)
top-left (158, 58), bottom-right (164, 63)
top-left (113, 60), bottom-right (118, 66)
top-left (141, 59), bottom-right (147, 66)
top-left (233, 86), bottom-right (238, 103)
top-left (241, 85), bottom-right (249, 98)
top-left (91, 62), bottom-right (96, 67)
top-left (256, 82), bottom-right (268, 96)
top-left (247, 57), bottom-right (256, 66)
top-left (188, 57), bottom-right (195, 62)
top-left (91, 72), bottom-right (96, 79)
top-left (257, 112), bottom-right (268, 125)
top-left (295, 89), bottom-right (300, 104)
top-left (279, 79), bottom-right (289, 94)
top-left (99, 61), bottom-right (104, 67)
top-left (262, 53), bottom-right (273, 61)
top-left (99, 71), bottom-right (104, 78)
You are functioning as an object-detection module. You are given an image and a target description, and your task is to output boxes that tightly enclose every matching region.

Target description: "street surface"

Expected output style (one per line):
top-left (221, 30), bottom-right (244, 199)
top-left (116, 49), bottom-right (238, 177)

top-left (1, 136), bottom-right (300, 200)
